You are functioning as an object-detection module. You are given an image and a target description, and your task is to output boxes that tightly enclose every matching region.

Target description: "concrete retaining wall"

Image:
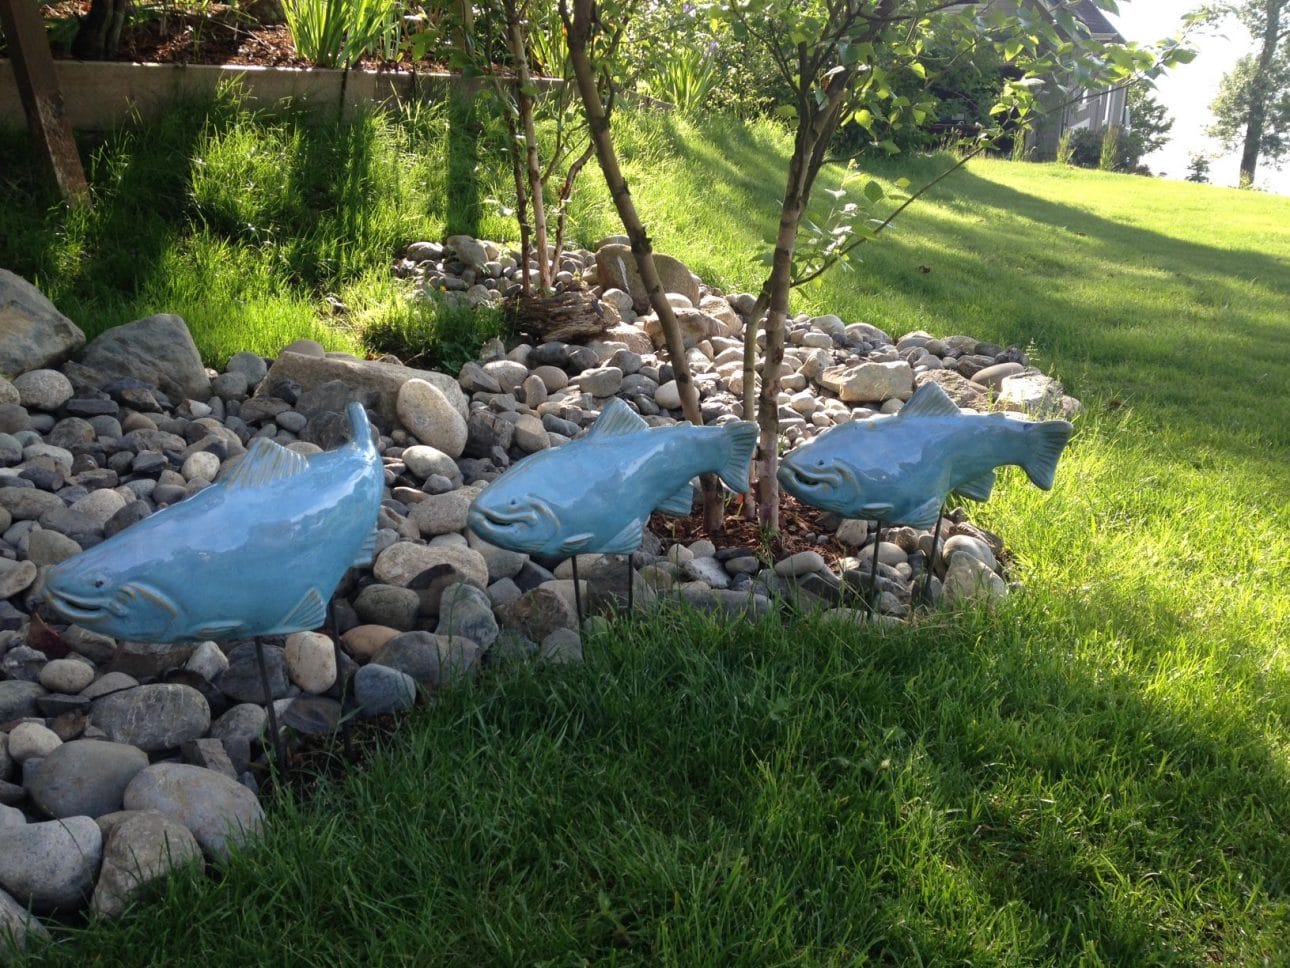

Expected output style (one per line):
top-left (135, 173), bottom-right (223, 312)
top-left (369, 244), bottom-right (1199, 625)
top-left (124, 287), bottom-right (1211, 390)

top-left (0, 60), bottom-right (533, 130)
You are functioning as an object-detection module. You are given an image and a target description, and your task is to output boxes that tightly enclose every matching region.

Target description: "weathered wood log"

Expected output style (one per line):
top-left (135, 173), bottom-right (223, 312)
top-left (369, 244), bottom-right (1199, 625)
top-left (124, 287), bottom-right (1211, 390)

top-left (505, 290), bottom-right (611, 343)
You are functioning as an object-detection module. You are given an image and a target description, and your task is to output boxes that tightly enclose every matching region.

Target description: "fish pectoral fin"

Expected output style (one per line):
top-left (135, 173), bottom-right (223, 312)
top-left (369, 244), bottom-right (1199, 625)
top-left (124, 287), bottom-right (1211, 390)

top-left (903, 497), bottom-right (944, 529)
top-left (279, 588), bottom-right (328, 633)
top-left (656, 483), bottom-right (695, 516)
top-left (352, 530), bottom-right (379, 568)
top-left (860, 503), bottom-right (896, 520)
top-left (898, 382), bottom-right (960, 418)
top-left (224, 437), bottom-right (309, 489)
top-left (585, 397), bottom-right (649, 439)
top-left (559, 532), bottom-right (596, 554)
top-left (954, 470), bottom-right (996, 503)
top-left (602, 518), bottom-right (645, 555)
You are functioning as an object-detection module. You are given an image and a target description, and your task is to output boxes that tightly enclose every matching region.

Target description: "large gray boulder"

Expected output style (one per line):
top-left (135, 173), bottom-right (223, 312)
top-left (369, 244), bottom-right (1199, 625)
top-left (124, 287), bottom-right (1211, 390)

top-left (257, 352), bottom-right (467, 429)
top-left (0, 816), bottom-right (102, 913)
top-left (78, 314), bottom-right (210, 402)
top-left (27, 740), bottom-right (150, 819)
top-left (91, 810), bottom-right (202, 917)
top-left (123, 763), bottom-right (263, 861)
top-left (90, 684), bottom-right (211, 753)
top-left (0, 885), bottom-right (48, 954)
top-left (594, 243), bottom-right (700, 313)
top-left (0, 270), bottom-right (85, 378)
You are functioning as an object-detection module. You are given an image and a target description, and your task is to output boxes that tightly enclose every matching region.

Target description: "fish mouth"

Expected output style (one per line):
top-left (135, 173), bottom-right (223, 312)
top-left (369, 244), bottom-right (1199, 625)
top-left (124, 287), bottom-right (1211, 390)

top-left (43, 588), bottom-right (122, 621)
top-left (778, 461), bottom-right (842, 492)
top-left (469, 496), bottom-right (562, 534)
top-left (472, 504), bottom-right (539, 528)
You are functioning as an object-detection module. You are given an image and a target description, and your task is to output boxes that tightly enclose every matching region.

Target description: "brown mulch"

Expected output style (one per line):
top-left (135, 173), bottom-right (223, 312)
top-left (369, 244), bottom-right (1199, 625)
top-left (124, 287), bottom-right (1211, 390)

top-left (647, 492), bottom-right (849, 569)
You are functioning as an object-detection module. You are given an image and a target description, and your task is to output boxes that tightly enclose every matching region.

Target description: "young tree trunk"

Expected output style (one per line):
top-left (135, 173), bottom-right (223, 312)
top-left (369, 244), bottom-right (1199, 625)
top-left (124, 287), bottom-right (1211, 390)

top-left (501, 104), bottom-right (534, 298)
top-left (551, 142), bottom-right (595, 265)
top-left (752, 153), bottom-right (809, 532)
top-left (71, 0), bottom-right (130, 60)
top-left (1240, 0), bottom-right (1285, 186)
top-left (744, 67), bottom-right (858, 532)
top-left (503, 1), bottom-right (552, 289)
top-left (446, 0), bottom-right (481, 236)
top-left (561, 0), bottom-right (725, 534)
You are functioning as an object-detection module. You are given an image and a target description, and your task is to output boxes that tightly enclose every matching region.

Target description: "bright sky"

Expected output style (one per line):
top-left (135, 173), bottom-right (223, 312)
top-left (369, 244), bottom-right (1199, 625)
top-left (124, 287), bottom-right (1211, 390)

top-left (1108, 0), bottom-right (1290, 195)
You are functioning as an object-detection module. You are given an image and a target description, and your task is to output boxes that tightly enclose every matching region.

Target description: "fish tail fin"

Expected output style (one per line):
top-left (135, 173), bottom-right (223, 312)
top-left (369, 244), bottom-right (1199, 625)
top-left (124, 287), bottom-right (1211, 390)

top-left (717, 421), bottom-right (759, 493)
top-left (1021, 419), bottom-right (1074, 490)
top-left (346, 402), bottom-right (376, 453)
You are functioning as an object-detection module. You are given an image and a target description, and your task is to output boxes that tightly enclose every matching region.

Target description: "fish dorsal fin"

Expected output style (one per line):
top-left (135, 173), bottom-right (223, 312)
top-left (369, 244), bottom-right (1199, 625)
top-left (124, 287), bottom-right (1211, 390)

top-left (224, 437), bottom-right (309, 489)
top-left (898, 382), bottom-right (960, 419)
top-left (586, 397), bottom-right (649, 439)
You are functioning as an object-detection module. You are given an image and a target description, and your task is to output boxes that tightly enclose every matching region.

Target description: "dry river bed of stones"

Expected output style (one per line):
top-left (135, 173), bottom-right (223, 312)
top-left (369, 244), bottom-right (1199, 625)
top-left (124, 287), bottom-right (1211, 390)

top-left (0, 246), bottom-right (1078, 949)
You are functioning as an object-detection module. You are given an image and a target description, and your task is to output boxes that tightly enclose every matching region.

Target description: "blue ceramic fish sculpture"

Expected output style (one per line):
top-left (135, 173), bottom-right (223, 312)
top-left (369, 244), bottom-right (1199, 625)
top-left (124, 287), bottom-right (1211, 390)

top-left (468, 398), bottom-right (758, 556)
top-left (777, 381), bottom-right (1073, 527)
top-left (43, 402), bottom-right (383, 642)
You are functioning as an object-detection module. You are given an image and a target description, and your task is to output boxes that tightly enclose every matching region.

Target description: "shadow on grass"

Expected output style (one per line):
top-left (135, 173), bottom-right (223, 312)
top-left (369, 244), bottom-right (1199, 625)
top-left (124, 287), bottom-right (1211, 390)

top-left (18, 595), bottom-right (1290, 965)
top-left (633, 118), bottom-right (1288, 474)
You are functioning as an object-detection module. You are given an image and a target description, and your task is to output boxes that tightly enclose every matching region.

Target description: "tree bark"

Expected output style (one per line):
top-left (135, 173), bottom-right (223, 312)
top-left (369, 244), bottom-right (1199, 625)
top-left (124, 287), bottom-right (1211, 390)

top-left (504, 1), bottom-right (552, 289)
top-left (743, 57), bottom-right (863, 532)
top-left (560, 0), bottom-right (725, 534)
top-left (500, 102), bottom-right (534, 298)
top-left (1240, 0), bottom-right (1285, 186)
top-left (71, 0), bottom-right (130, 60)
top-left (446, 0), bottom-right (481, 236)
top-left (752, 151), bottom-right (809, 532)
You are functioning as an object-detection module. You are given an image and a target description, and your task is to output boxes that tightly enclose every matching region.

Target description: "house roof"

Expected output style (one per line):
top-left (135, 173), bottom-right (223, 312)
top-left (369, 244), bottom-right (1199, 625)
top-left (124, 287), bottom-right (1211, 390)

top-left (954, 1), bottom-right (1125, 42)
top-left (1070, 0), bottom-right (1122, 38)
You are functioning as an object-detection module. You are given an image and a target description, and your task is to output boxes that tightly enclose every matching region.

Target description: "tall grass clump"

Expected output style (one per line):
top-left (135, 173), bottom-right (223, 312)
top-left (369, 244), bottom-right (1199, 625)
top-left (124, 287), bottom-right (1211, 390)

top-left (282, 0), bottom-right (401, 68)
top-left (1056, 128), bottom-right (1074, 165)
top-left (1099, 124), bottom-right (1122, 171)
top-left (644, 44), bottom-right (721, 115)
top-left (0, 84), bottom-right (524, 365)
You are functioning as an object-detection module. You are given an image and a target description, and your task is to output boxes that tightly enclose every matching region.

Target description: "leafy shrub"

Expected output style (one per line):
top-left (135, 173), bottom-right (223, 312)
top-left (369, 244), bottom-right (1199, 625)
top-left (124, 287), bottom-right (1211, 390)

top-left (1063, 124), bottom-right (1151, 174)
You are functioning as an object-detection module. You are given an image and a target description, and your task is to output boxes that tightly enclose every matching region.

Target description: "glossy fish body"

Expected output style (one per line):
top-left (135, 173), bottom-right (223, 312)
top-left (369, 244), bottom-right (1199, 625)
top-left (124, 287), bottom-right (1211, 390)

top-left (43, 402), bottom-right (383, 642)
top-left (468, 398), bottom-right (758, 556)
top-left (777, 382), bottom-right (1073, 527)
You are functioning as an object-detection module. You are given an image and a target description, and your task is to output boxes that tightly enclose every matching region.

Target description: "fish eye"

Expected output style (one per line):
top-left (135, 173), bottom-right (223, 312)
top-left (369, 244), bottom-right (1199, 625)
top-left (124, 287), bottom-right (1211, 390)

top-left (93, 577), bottom-right (107, 589)
top-left (815, 458), bottom-right (825, 467)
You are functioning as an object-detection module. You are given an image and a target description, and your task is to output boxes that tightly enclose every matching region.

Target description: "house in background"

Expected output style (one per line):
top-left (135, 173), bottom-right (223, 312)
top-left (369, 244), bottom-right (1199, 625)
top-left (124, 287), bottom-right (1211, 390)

top-left (958, 0), bottom-right (1130, 158)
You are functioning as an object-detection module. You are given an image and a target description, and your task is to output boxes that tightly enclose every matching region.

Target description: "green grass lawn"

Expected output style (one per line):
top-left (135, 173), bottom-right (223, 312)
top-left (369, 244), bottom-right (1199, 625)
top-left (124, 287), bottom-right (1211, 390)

top-left (3, 104), bottom-right (1289, 965)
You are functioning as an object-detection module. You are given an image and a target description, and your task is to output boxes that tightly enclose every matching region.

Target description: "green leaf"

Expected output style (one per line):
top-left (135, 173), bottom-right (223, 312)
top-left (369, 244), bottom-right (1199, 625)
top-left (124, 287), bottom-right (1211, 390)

top-left (863, 180), bottom-right (884, 203)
